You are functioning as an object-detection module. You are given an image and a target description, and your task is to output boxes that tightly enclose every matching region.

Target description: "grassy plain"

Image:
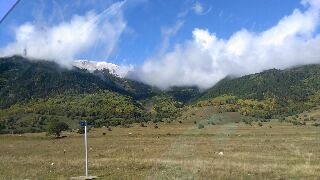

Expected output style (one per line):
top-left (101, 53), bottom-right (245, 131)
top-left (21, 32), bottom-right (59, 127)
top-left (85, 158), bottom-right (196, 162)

top-left (1, 106), bottom-right (320, 179)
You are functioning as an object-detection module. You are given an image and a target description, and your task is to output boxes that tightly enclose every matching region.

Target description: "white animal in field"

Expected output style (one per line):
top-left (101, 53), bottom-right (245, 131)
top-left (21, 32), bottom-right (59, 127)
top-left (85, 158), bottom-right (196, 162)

top-left (218, 152), bottom-right (224, 156)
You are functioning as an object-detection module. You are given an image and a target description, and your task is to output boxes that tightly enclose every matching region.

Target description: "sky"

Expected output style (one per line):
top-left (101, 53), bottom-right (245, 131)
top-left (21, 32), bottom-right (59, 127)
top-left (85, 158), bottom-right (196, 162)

top-left (1, 0), bottom-right (320, 89)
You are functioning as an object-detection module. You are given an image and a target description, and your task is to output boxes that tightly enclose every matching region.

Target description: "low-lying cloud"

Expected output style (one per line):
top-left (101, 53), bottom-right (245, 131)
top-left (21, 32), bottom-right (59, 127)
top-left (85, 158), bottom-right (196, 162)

top-left (132, 0), bottom-right (320, 89)
top-left (0, 1), bottom-right (126, 67)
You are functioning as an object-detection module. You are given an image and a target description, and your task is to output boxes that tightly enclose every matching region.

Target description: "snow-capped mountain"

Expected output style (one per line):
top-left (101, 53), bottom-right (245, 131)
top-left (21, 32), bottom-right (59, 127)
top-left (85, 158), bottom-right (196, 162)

top-left (73, 60), bottom-right (133, 78)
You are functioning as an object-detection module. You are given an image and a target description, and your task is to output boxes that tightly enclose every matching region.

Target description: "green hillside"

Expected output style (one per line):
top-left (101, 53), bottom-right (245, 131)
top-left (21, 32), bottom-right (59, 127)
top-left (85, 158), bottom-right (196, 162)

top-left (0, 56), bottom-right (159, 108)
top-left (197, 65), bottom-right (320, 118)
top-left (0, 56), bottom-right (185, 134)
top-left (165, 86), bottom-right (200, 103)
top-left (3, 55), bottom-right (320, 134)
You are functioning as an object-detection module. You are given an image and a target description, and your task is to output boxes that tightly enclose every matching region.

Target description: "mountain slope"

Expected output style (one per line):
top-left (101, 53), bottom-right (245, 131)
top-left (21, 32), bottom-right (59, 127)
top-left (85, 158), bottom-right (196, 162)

top-left (165, 86), bottom-right (200, 104)
top-left (0, 56), bottom-right (187, 134)
top-left (0, 56), bottom-right (157, 108)
top-left (200, 65), bottom-right (320, 101)
top-left (197, 65), bottom-right (320, 118)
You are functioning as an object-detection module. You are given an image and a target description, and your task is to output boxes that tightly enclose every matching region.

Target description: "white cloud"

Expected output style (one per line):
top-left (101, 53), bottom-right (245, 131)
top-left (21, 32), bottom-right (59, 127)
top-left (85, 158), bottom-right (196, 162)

top-left (193, 2), bottom-right (204, 15)
top-left (178, 1), bottom-right (211, 18)
top-left (159, 20), bottom-right (185, 54)
top-left (193, 1), bottom-right (212, 15)
top-left (0, 1), bottom-right (127, 67)
top-left (131, 0), bottom-right (320, 89)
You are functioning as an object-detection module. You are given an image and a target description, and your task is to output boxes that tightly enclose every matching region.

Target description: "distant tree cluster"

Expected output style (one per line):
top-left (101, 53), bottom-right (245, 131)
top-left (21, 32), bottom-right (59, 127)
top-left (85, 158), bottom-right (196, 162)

top-left (0, 91), bottom-right (181, 134)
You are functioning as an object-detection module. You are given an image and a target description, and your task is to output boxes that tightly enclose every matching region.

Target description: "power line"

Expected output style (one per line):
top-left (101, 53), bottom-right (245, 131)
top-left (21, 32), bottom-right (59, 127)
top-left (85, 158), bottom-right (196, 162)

top-left (0, 0), bottom-right (21, 24)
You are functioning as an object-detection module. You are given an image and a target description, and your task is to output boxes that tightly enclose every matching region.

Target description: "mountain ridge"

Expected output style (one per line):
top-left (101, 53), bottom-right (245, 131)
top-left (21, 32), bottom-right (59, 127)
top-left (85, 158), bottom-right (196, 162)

top-left (2, 55), bottom-right (320, 133)
top-left (0, 56), bottom-right (195, 133)
top-left (73, 59), bottom-right (133, 78)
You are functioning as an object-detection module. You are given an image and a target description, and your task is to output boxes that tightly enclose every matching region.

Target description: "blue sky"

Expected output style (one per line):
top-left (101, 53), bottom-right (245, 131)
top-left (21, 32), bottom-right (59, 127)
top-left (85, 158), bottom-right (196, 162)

top-left (0, 0), bottom-right (302, 65)
top-left (1, 0), bottom-right (320, 89)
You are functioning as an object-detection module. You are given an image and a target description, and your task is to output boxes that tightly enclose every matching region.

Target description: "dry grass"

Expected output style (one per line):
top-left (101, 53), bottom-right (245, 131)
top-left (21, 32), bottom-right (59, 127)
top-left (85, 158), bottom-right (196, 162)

top-left (1, 107), bottom-right (320, 179)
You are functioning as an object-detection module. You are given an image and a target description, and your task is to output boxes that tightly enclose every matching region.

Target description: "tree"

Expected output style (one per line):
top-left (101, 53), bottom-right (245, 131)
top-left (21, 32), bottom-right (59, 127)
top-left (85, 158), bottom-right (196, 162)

top-left (47, 121), bottom-right (69, 137)
top-left (0, 121), bottom-right (6, 134)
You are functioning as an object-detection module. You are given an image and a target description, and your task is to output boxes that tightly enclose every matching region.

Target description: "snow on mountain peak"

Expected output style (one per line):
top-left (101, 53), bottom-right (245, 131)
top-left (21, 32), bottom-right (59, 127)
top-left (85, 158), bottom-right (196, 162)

top-left (73, 60), bottom-right (133, 78)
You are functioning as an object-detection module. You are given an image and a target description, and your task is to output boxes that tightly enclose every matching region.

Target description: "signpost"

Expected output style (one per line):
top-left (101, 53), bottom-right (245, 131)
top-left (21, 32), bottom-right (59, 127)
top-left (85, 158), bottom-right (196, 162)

top-left (81, 121), bottom-right (89, 177)
top-left (70, 121), bottom-right (98, 180)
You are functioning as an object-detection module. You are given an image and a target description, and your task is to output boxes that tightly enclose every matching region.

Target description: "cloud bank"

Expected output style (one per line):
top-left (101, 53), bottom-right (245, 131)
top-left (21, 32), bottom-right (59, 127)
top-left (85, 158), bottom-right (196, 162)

top-left (0, 1), bottom-right (126, 67)
top-left (132, 0), bottom-right (320, 89)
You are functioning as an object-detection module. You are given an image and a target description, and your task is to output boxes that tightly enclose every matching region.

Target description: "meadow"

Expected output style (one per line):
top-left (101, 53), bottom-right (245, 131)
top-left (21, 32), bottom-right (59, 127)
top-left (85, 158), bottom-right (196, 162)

top-left (1, 106), bottom-right (320, 179)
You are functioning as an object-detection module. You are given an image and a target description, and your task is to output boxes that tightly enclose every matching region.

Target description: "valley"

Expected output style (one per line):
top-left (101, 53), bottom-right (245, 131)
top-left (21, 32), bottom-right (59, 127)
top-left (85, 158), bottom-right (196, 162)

top-left (2, 0), bottom-right (320, 179)
top-left (1, 56), bottom-right (320, 179)
top-left (1, 106), bottom-right (320, 179)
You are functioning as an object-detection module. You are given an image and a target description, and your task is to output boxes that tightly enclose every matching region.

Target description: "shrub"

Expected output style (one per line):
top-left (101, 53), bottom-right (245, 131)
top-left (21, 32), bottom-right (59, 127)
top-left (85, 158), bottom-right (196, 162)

top-left (178, 121), bottom-right (182, 124)
top-left (47, 121), bottom-right (69, 137)
top-left (258, 122), bottom-right (263, 127)
top-left (77, 128), bottom-right (85, 134)
top-left (154, 124), bottom-right (159, 129)
top-left (313, 123), bottom-right (320, 127)
top-left (122, 124), bottom-right (132, 128)
top-left (198, 124), bottom-right (205, 129)
top-left (292, 121), bottom-right (306, 126)
top-left (243, 119), bottom-right (252, 126)
top-left (108, 127), bottom-right (112, 131)
top-left (102, 132), bottom-right (106, 136)
top-left (30, 127), bottom-right (42, 133)
top-left (140, 123), bottom-right (147, 127)
top-left (194, 121), bottom-right (197, 124)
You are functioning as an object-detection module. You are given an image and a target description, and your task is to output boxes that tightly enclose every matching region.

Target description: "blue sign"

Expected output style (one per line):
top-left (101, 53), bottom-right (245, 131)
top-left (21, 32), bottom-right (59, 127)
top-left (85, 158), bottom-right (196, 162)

top-left (80, 121), bottom-right (87, 127)
top-left (80, 121), bottom-right (93, 127)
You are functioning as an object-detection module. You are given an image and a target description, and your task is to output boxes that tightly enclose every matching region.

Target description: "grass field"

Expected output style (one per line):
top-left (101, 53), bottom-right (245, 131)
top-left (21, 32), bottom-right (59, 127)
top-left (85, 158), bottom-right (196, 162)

top-left (1, 106), bottom-right (320, 179)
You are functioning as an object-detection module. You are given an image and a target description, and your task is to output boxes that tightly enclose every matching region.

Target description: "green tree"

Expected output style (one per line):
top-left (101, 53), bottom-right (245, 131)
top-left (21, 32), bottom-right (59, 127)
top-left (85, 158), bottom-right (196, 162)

top-left (47, 121), bottom-right (69, 137)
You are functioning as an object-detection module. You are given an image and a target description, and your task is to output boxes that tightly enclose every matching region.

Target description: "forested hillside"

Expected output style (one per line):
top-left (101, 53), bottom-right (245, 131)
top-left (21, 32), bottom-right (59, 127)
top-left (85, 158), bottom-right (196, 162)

top-left (165, 86), bottom-right (200, 103)
top-left (0, 56), bottom-right (160, 108)
top-left (0, 56), bottom-right (185, 133)
top-left (3, 55), bottom-right (320, 134)
top-left (0, 90), bottom-right (184, 134)
top-left (197, 65), bottom-right (320, 118)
